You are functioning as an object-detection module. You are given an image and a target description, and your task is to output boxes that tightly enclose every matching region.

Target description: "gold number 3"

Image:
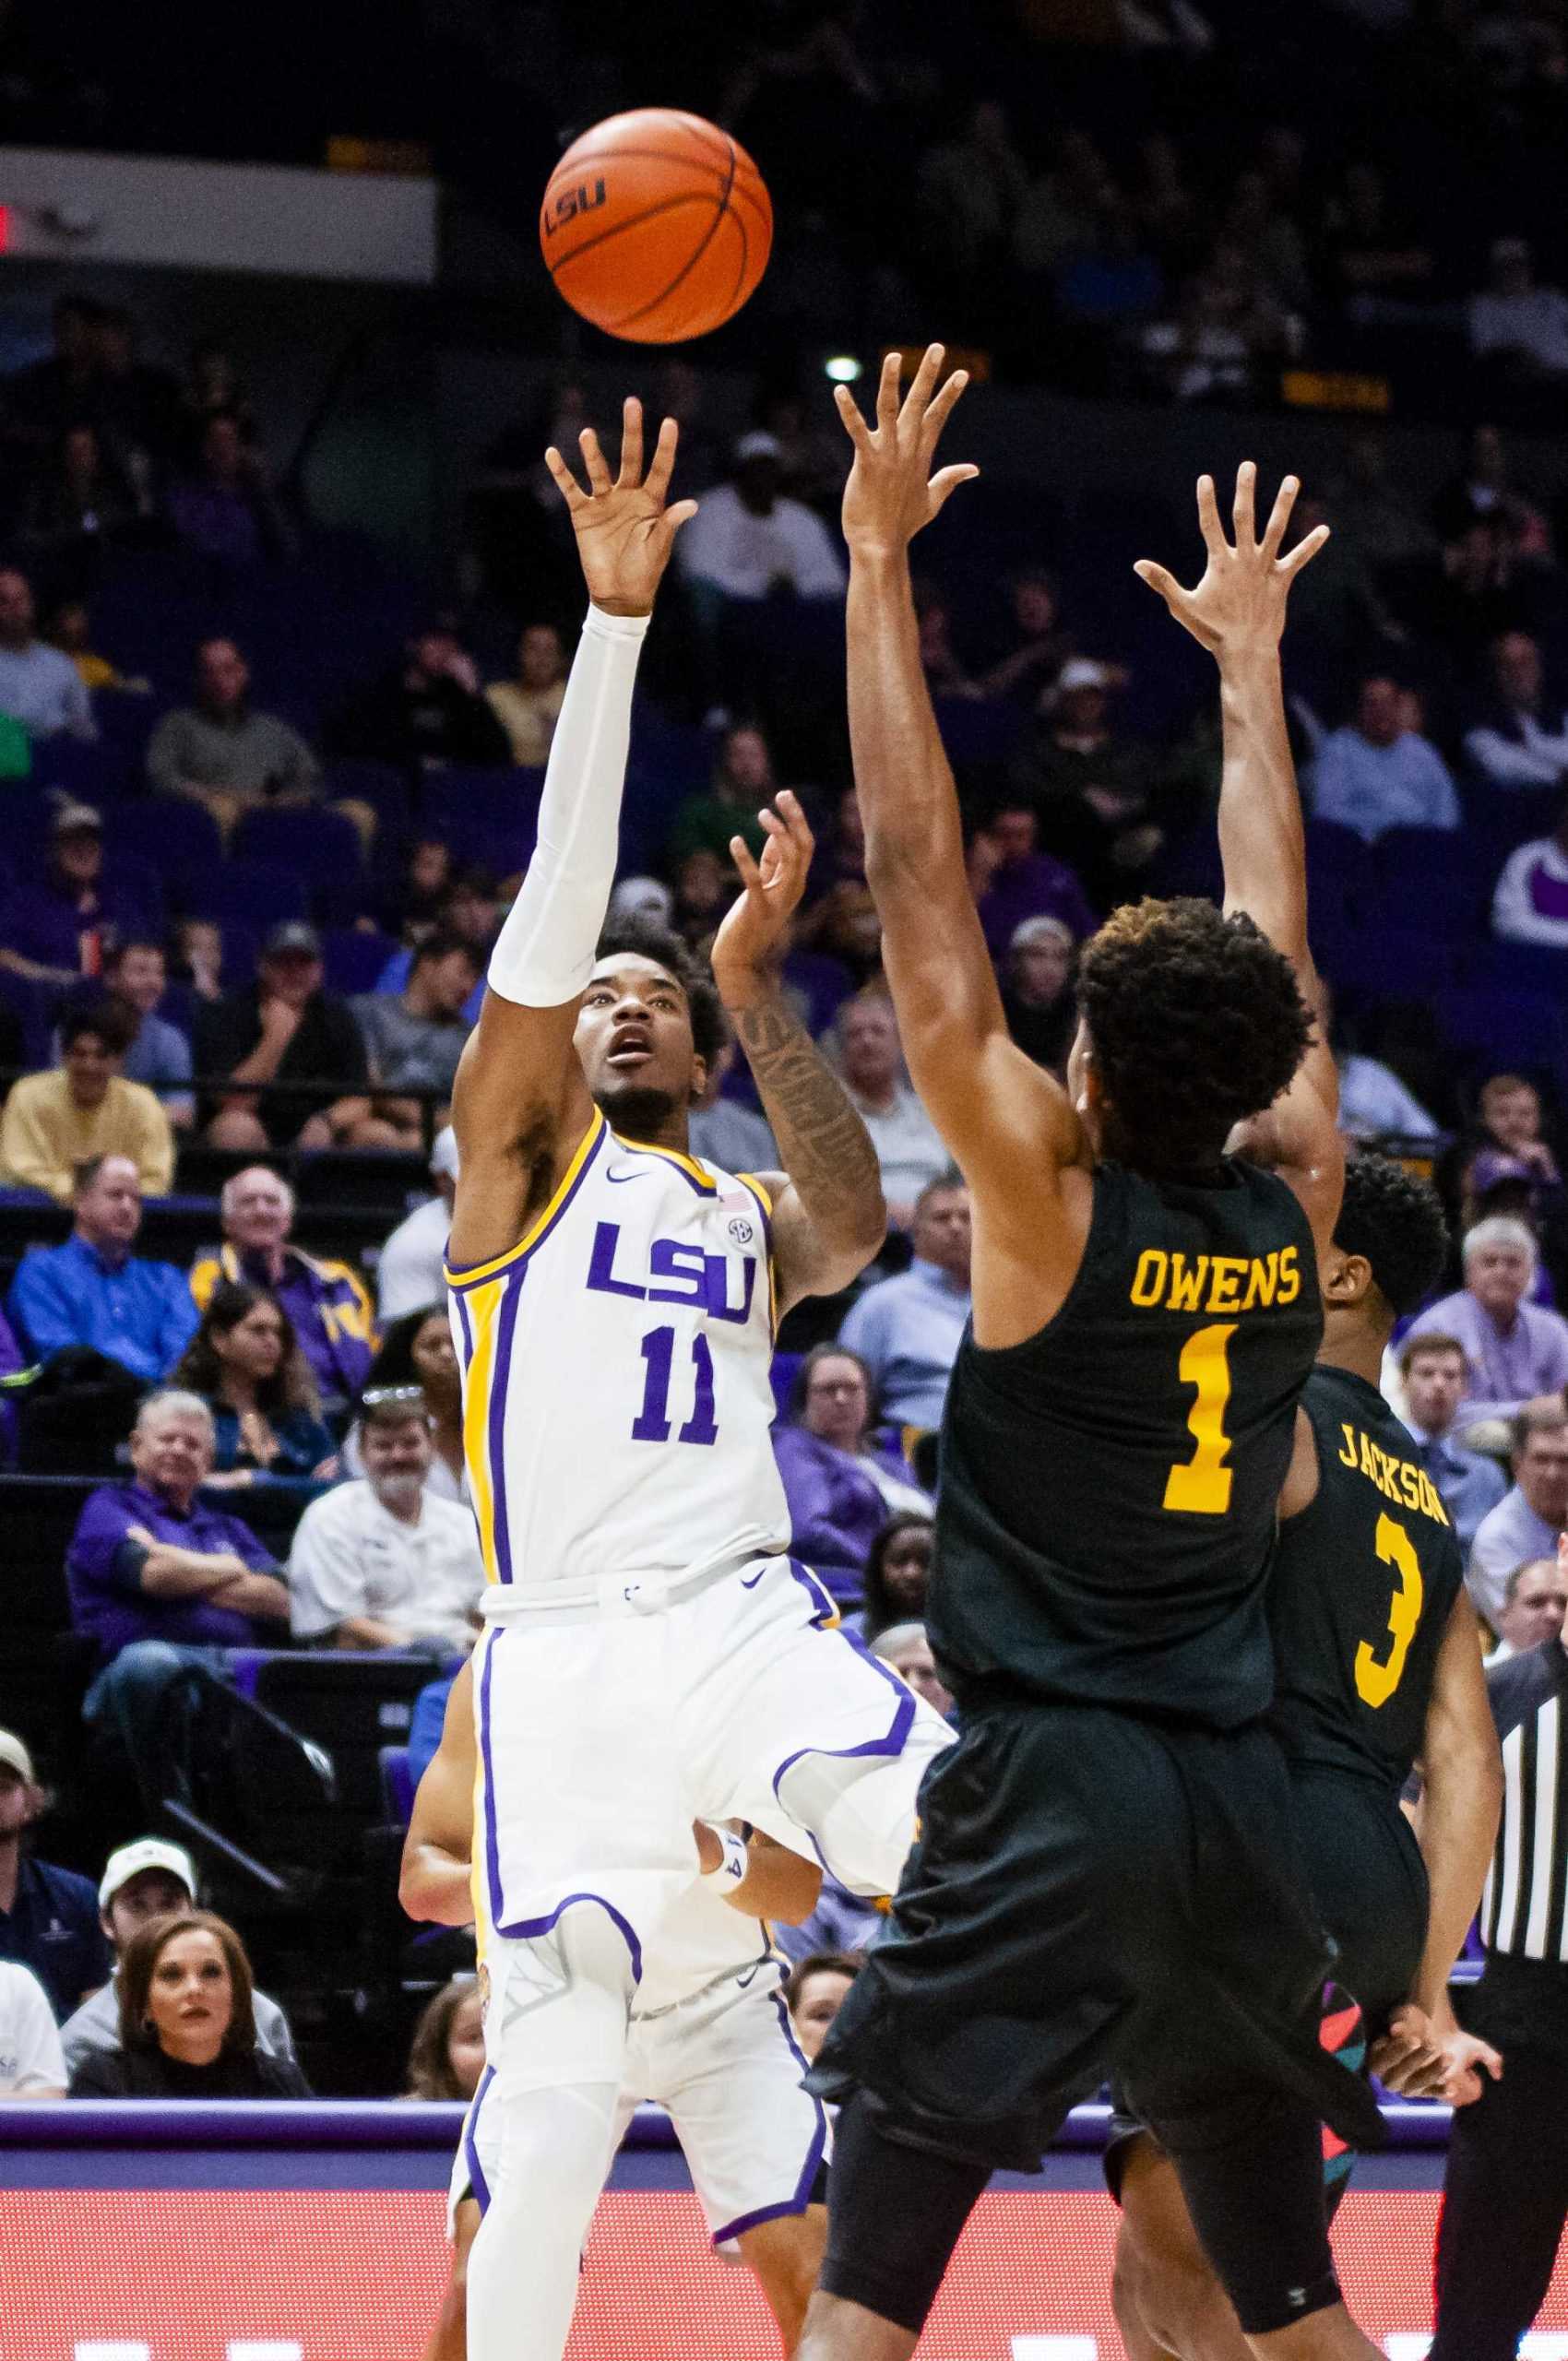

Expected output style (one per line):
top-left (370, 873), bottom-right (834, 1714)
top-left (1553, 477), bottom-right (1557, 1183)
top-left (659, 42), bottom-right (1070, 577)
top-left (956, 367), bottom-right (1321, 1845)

top-left (1164, 1321), bottom-right (1238, 1515)
top-left (1355, 1513), bottom-right (1424, 1709)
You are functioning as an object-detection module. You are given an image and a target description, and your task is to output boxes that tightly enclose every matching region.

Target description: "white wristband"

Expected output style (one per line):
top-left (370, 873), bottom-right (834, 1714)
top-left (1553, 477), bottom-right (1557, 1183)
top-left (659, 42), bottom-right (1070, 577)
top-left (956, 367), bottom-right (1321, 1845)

top-left (485, 603), bottom-right (651, 1009)
top-left (702, 1826), bottom-right (750, 1889)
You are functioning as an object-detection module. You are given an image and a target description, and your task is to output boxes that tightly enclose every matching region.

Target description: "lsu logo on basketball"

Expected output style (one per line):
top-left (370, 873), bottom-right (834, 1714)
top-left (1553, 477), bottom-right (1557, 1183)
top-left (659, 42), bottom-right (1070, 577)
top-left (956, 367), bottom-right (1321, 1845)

top-left (542, 177), bottom-right (607, 235)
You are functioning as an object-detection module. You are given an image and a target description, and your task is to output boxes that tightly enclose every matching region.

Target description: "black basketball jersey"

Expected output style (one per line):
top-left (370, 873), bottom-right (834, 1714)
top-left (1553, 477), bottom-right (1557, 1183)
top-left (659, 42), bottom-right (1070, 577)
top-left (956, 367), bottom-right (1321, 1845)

top-left (1267, 1364), bottom-right (1466, 1793)
top-left (930, 1157), bottom-right (1322, 1729)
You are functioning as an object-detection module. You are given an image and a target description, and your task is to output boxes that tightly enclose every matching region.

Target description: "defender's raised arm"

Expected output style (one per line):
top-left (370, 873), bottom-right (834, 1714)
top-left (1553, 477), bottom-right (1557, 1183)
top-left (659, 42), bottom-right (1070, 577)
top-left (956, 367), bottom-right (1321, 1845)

top-left (1136, 464), bottom-right (1343, 1252)
top-left (447, 400), bottom-right (695, 1274)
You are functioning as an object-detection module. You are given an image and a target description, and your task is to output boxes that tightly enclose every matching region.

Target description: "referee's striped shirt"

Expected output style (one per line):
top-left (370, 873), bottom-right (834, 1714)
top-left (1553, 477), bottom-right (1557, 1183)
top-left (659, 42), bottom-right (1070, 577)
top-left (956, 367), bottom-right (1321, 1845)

top-left (1479, 1638), bottom-right (1568, 1961)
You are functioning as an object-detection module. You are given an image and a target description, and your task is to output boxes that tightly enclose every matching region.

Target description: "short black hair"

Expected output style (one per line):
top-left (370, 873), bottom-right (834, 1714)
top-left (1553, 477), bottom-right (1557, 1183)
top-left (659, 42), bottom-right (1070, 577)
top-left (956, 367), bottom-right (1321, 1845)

top-left (410, 930), bottom-right (481, 974)
top-left (1333, 1151), bottom-right (1450, 1318)
top-left (592, 915), bottom-right (728, 1066)
top-left (61, 996), bottom-right (136, 1058)
top-left (1076, 898), bottom-right (1313, 1172)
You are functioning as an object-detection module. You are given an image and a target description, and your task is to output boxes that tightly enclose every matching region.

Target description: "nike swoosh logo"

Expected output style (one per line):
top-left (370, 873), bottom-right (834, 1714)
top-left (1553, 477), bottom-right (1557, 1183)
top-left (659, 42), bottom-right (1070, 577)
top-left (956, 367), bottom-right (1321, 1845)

top-left (606, 1165), bottom-right (650, 1183)
top-left (741, 1568), bottom-right (770, 1588)
top-left (736, 1964), bottom-right (763, 1987)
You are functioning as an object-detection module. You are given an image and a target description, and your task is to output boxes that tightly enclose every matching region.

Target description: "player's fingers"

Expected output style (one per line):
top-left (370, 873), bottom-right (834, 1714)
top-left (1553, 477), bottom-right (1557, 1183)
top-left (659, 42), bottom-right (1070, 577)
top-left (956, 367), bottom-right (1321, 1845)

top-left (616, 397), bottom-right (644, 490)
top-left (1231, 459), bottom-right (1257, 552)
top-left (664, 497), bottom-right (700, 532)
top-left (1260, 471), bottom-right (1300, 559)
top-left (900, 341), bottom-right (944, 433)
top-left (920, 369), bottom-right (970, 453)
top-left (1195, 472), bottom-right (1227, 558)
top-left (643, 413), bottom-right (680, 503)
top-left (1133, 559), bottom-right (1180, 603)
top-left (929, 463), bottom-right (980, 517)
top-left (1278, 521), bottom-right (1331, 577)
top-left (834, 383), bottom-right (872, 451)
top-left (542, 446), bottom-right (585, 507)
top-left (874, 350), bottom-right (902, 433)
top-left (1479, 2045), bottom-right (1504, 2081)
top-left (775, 787), bottom-right (816, 854)
top-left (730, 835), bottom-right (764, 889)
top-left (578, 427), bottom-right (612, 495)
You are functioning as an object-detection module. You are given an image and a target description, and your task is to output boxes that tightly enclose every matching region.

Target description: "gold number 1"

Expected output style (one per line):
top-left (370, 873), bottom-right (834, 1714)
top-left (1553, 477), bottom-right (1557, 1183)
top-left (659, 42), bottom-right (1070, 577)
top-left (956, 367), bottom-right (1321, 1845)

top-left (1164, 1321), bottom-right (1238, 1515)
top-left (1355, 1513), bottom-right (1424, 1708)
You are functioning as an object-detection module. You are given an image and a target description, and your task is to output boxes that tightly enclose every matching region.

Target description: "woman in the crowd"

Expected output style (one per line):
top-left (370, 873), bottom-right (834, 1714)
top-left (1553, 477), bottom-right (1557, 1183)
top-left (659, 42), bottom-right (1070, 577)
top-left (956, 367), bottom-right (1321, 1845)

top-left (772, 1347), bottom-right (930, 1604)
top-left (999, 913), bottom-right (1079, 1075)
top-left (857, 1511), bottom-right (937, 1642)
top-left (174, 1281), bottom-right (339, 1484)
top-left (351, 1304), bottom-right (465, 1499)
top-left (67, 1912), bottom-right (311, 2097)
top-left (783, 1952), bottom-right (863, 2063)
top-left (404, 1975), bottom-right (485, 2103)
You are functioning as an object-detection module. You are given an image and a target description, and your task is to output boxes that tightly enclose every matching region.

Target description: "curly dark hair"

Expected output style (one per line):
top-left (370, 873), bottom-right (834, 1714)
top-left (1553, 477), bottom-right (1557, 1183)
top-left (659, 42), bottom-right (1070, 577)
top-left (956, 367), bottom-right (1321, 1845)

top-left (1334, 1150), bottom-right (1450, 1319)
top-left (1076, 898), bottom-right (1312, 1173)
top-left (593, 914), bottom-right (729, 1066)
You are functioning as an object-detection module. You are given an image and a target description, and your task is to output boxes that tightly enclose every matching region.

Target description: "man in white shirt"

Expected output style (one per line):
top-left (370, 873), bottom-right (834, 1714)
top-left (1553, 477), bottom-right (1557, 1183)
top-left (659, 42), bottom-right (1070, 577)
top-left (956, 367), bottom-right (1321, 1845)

top-left (377, 1127), bottom-right (457, 1321)
top-left (1466, 633), bottom-right (1568, 794)
top-left (1468, 237), bottom-right (1568, 379)
top-left (835, 992), bottom-right (948, 1229)
top-left (0, 1962), bottom-right (64, 2095)
top-left (289, 1396), bottom-right (483, 1653)
top-left (1492, 803), bottom-right (1568, 949)
top-left (678, 433), bottom-right (848, 608)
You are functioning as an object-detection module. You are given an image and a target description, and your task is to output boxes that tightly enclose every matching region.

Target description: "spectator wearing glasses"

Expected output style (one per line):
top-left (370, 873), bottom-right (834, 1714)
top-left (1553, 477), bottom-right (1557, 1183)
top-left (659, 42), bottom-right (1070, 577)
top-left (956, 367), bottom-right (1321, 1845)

top-left (350, 1307), bottom-right (465, 1501)
top-left (773, 1346), bottom-right (931, 1603)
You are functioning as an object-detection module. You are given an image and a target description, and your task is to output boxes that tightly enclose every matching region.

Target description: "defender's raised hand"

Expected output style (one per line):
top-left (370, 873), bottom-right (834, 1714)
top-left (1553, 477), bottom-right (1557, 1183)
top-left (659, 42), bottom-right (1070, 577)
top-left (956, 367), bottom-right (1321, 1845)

top-left (835, 343), bottom-right (980, 559)
top-left (1134, 461), bottom-right (1328, 657)
top-left (544, 397), bottom-right (698, 617)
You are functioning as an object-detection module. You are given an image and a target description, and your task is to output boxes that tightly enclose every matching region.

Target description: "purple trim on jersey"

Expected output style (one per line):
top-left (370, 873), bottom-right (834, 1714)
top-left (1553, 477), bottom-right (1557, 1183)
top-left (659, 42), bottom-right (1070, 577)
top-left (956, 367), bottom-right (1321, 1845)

top-left (453, 1288), bottom-right (474, 1370)
top-left (785, 1555), bottom-right (839, 1629)
top-left (708, 1994), bottom-right (827, 2247)
top-left (616, 1138), bottom-right (719, 1197)
top-left (478, 1628), bottom-right (505, 1932)
top-left (769, 1617), bottom-right (916, 1871)
top-left (463, 2063), bottom-right (495, 2215)
top-left (486, 1269), bottom-right (525, 1586)
top-left (444, 1113), bottom-right (609, 1288)
top-left (476, 1631), bottom-right (644, 1978)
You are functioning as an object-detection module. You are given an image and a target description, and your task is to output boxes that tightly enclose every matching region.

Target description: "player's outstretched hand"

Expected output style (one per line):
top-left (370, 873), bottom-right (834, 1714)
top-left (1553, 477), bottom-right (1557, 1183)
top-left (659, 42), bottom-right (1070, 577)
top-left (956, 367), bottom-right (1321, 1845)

top-left (544, 396), bottom-right (698, 618)
top-left (1134, 461), bottom-right (1328, 658)
top-left (711, 790), bottom-right (816, 991)
top-left (835, 343), bottom-right (980, 559)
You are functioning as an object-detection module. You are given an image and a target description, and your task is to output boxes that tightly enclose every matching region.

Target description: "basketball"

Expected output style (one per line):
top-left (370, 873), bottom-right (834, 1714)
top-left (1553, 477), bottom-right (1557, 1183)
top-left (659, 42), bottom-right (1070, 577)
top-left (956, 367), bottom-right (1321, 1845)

top-left (540, 108), bottom-right (772, 345)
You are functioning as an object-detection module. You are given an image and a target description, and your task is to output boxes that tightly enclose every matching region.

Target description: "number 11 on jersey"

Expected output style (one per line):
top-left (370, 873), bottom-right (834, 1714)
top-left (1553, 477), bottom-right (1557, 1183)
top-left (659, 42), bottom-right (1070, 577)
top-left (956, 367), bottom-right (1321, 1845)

top-left (632, 1326), bottom-right (719, 1446)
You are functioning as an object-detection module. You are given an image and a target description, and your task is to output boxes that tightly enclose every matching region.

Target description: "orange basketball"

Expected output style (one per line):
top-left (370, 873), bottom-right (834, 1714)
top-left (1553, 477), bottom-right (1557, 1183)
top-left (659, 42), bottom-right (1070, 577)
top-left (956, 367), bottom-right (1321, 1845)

top-left (540, 108), bottom-right (772, 345)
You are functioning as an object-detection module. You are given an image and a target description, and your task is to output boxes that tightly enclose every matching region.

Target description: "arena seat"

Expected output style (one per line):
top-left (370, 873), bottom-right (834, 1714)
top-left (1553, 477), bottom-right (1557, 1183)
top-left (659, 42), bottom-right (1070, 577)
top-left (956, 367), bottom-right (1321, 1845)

top-left (232, 804), bottom-right (365, 891)
top-left (187, 857), bottom-right (308, 930)
top-left (104, 796), bottom-right (224, 885)
top-left (322, 927), bottom-right (401, 996)
top-left (252, 1655), bottom-right (440, 1818)
top-left (378, 1743), bottom-right (416, 1827)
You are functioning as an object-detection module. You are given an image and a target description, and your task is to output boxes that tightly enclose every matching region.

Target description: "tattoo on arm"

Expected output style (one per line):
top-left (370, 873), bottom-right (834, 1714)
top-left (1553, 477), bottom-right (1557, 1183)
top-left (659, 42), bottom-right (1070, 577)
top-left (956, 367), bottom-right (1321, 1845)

top-left (731, 994), bottom-right (884, 1231)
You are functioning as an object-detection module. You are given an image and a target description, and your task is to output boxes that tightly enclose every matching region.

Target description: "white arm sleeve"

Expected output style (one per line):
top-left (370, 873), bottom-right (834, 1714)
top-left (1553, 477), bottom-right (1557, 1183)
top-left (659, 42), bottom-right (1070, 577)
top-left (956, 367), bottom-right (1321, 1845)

top-left (486, 603), bottom-right (650, 1008)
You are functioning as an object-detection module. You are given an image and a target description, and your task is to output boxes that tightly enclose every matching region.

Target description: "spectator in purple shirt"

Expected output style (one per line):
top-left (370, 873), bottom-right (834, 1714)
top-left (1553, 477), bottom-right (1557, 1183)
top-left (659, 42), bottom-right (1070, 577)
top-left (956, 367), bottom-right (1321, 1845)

top-left (967, 801), bottom-right (1096, 960)
top-left (68, 1390), bottom-right (291, 1812)
top-left (0, 802), bottom-right (153, 986)
top-left (1406, 1216), bottom-right (1568, 1449)
top-left (771, 1346), bottom-right (930, 1604)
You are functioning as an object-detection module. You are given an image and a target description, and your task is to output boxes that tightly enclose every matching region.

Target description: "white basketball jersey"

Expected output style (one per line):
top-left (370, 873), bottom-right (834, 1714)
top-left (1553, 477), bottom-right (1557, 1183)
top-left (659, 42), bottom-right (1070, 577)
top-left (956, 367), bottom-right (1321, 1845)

top-left (446, 1110), bottom-right (790, 1608)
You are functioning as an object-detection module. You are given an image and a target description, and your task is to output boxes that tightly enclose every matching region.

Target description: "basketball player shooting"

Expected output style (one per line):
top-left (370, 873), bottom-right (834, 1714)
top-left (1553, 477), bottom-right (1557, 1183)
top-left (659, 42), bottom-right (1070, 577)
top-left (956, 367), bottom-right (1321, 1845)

top-left (442, 397), bottom-right (951, 2361)
top-left (797, 350), bottom-right (1390, 2361)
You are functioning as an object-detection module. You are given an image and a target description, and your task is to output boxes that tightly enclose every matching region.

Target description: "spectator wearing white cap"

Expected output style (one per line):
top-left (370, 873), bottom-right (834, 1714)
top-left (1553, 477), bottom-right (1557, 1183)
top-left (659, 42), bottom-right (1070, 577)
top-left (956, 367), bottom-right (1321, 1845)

top-left (0, 1729), bottom-right (111, 2022)
top-left (378, 1128), bottom-right (459, 1322)
top-left (1011, 656), bottom-right (1168, 908)
top-left (58, 1836), bottom-right (296, 2079)
top-left (677, 431), bottom-right (847, 608)
top-left (0, 1963), bottom-right (65, 2096)
top-left (1000, 914), bottom-right (1078, 1074)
